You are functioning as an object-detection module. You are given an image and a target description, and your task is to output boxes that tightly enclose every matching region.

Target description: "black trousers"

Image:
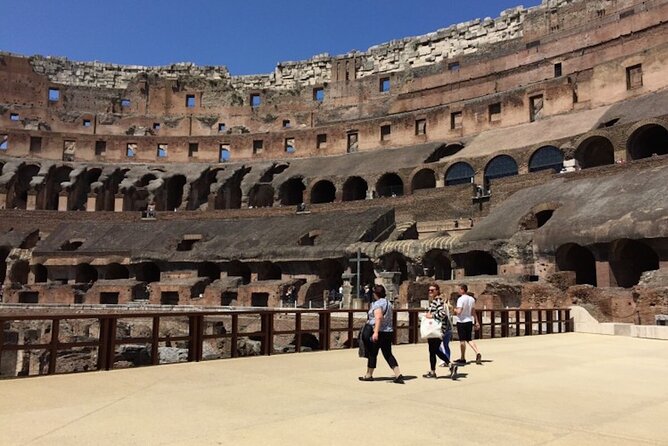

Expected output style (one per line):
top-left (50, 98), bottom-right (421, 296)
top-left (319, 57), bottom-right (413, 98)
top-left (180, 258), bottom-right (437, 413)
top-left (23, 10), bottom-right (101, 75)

top-left (428, 337), bottom-right (450, 370)
top-left (366, 331), bottom-right (399, 369)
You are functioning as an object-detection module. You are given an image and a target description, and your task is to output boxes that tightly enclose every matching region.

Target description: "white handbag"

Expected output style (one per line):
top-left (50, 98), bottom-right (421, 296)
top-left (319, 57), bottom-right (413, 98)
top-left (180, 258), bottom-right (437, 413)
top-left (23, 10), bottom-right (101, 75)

top-left (420, 316), bottom-right (443, 339)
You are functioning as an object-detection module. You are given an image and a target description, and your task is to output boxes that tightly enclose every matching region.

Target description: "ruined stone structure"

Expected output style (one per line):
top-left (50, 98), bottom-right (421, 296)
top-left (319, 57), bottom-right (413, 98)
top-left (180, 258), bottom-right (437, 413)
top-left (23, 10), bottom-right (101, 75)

top-left (0, 0), bottom-right (667, 322)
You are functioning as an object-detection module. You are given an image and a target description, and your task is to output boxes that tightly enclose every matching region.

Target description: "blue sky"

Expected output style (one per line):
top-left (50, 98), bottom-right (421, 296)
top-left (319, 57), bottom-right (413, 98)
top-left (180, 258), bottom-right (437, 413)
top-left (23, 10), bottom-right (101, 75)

top-left (0, 0), bottom-right (542, 75)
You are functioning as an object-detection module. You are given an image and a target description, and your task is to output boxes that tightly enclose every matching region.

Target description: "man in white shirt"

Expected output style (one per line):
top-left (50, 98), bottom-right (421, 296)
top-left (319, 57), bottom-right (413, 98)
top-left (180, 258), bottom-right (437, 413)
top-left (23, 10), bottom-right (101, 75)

top-left (454, 284), bottom-right (482, 365)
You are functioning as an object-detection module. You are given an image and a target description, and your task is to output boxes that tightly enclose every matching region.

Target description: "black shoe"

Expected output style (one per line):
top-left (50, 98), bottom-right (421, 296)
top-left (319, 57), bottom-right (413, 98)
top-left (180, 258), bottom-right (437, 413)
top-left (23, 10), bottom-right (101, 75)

top-left (393, 375), bottom-right (405, 384)
top-left (476, 353), bottom-right (482, 364)
top-left (449, 363), bottom-right (458, 379)
top-left (358, 376), bottom-right (374, 382)
top-left (455, 358), bottom-right (466, 364)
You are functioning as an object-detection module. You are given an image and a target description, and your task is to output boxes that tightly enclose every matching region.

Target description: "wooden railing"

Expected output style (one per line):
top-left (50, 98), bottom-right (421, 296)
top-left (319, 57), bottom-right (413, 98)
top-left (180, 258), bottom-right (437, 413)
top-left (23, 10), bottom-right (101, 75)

top-left (0, 308), bottom-right (572, 379)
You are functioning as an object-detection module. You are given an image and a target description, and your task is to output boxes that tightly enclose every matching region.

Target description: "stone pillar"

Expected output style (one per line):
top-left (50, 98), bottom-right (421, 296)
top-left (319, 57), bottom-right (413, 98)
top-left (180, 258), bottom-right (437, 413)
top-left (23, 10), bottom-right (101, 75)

top-left (57, 192), bottom-right (68, 211)
top-left (366, 189), bottom-right (374, 200)
top-left (0, 187), bottom-right (6, 209)
top-left (341, 272), bottom-right (355, 308)
top-left (86, 194), bottom-right (97, 212)
top-left (207, 193), bottom-right (216, 210)
top-left (114, 193), bottom-right (124, 213)
top-left (595, 261), bottom-right (612, 287)
top-left (454, 268), bottom-right (466, 280)
top-left (26, 190), bottom-right (37, 210)
top-left (435, 178), bottom-right (444, 188)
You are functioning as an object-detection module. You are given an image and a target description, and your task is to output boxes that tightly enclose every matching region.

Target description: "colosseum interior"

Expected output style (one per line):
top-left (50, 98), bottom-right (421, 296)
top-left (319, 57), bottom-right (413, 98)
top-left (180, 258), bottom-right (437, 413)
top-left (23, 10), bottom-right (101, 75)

top-left (0, 0), bottom-right (667, 326)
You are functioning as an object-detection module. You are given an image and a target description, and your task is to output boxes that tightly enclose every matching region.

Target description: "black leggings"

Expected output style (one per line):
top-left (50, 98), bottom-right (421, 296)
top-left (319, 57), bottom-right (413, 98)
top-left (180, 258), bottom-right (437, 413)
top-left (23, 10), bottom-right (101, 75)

top-left (366, 332), bottom-right (399, 369)
top-left (428, 337), bottom-right (450, 370)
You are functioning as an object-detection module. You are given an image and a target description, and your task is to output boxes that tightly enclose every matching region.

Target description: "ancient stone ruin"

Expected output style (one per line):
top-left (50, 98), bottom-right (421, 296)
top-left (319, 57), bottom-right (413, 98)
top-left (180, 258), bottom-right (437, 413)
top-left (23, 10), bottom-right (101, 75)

top-left (0, 0), bottom-right (666, 328)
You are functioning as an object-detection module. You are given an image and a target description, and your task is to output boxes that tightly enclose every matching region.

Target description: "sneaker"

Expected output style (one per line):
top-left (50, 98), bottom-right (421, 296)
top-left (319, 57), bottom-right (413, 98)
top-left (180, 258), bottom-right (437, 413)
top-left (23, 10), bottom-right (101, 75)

top-left (422, 371), bottom-right (437, 379)
top-left (393, 374), bottom-right (405, 384)
top-left (476, 353), bottom-right (482, 365)
top-left (450, 363), bottom-right (458, 379)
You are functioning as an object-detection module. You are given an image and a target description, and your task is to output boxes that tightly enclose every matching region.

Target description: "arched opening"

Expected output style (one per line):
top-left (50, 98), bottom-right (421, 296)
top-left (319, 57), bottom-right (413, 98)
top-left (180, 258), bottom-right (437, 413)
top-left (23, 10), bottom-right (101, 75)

top-left (7, 164), bottom-right (40, 209)
top-left (378, 252), bottom-right (408, 282)
top-left (444, 162), bottom-right (474, 186)
top-left (187, 168), bottom-right (223, 211)
top-left (424, 144), bottom-right (464, 163)
top-left (96, 168), bottom-right (128, 211)
top-left (33, 264), bottom-right (48, 283)
top-left (609, 239), bottom-right (659, 288)
top-left (454, 251), bottom-right (498, 277)
top-left (227, 260), bottom-right (251, 285)
top-left (214, 167), bottom-right (248, 210)
top-left (124, 174), bottom-right (156, 212)
top-left (411, 169), bottom-right (436, 192)
top-left (279, 177), bottom-right (305, 205)
top-left (342, 177), bottom-right (368, 201)
top-left (423, 250), bottom-right (453, 280)
top-left (575, 136), bottom-right (614, 169)
top-left (484, 155), bottom-right (518, 187)
top-left (105, 263), bottom-right (129, 280)
top-left (0, 247), bottom-right (9, 284)
top-left (9, 260), bottom-right (30, 285)
top-left (257, 262), bottom-right (282, 281)
top-left (529, 146), bottom-right (564, 173)
top-left (198, 262), bottom-right (220, 282)
top-left (248, 184), bottom-right (275, 208)
top-left (75, 263), bottom-right (98, 284)
top-left (556, 244), bottom-right (596, 286)
top-left (310, 180), bottom-right (336, 204)
top-left (69, 168), bottom-right (102, 211)
top-left (135, 262), bottom-right (160, 283)
top-left (520, 205), bottom-right (559, 230)
top-left (44, 165), bottom-right (73, 210)
top-left (376, 173), bottom-right (404, 197)
top-left (164, 175), bottom-right (187, 211)
top-left (318, 259), bottom-right (344, 290)
top-left (627, 124), bottom-right (668, 160)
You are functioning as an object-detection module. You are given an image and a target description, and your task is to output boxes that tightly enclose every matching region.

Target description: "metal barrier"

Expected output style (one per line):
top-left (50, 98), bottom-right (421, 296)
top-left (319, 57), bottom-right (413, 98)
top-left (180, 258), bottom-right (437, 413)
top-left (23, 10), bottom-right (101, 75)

top-left (0, 308), bottom-right (572, 379)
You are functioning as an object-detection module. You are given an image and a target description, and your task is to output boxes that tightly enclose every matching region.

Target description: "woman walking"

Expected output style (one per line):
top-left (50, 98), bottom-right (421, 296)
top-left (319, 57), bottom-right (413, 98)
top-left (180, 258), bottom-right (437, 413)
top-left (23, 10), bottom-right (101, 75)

top-left (359, 285), bottom-right (404, 384)
top-left (423, 284), bottom-right (457, 379)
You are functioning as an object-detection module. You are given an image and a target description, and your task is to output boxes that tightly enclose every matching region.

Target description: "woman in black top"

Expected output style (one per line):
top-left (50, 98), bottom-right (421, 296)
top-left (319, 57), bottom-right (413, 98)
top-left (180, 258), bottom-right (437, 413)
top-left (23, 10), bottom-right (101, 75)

top-left (423, 283), bottom-right (457, 379)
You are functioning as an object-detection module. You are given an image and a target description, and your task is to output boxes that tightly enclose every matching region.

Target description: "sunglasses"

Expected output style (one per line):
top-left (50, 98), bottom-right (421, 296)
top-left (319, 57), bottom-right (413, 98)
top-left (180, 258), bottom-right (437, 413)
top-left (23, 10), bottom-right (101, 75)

top-left (428, 289), bottom-right (437, 292)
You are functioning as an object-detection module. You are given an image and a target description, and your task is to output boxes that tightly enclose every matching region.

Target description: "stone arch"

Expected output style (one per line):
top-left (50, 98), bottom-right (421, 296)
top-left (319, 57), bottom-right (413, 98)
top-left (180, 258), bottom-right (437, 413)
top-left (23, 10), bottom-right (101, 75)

top-left (257, 261), bottom-right (282, 281)
top-left (198, 262), bottom-right (220, 282)
top-left (96, 168), bottom-right (128, 211)
top-left (0, 247), bottom-right (9, 284)
top-left (519, 202), bottom-right (561, 230)
top-left (454, 251), bottom-right (498, 277)
top-left (529, 146), bottom-right (564, 173)
top-left (575, 136), bottom-right (614, 169)
top-left (410, 168), bottom-right (436, 192)
top-left (378, 252), bottom-right (408, 282)
top-left (555, 243), bottom-right (596, 286)
top-left (376, 173), bottom-right (404, 197)
top-left (163, 174), bottom-right (187, 211)
top-left (69, 167), bottom-right (102, 211)
top-left (135, 262), bottom-right (160, 283)
top-left (187, 168), bottom-right (223, 211)
top-left (248, 184), bottom-right (275, 208)
top-left (484, 155), bottom-right (518, 187)
top-left (214, 167), bottom-right (249, 210)
top-left (105, 263), bottom-right (129, 280)
top-left (310, 180), bottom-right (336, 204)
top-left (124, 173), bottom-right (156, 211)
top-left (609, 239), bottom-right (659, 288)
top-left (279, 177), bottom-right (305, 205)
top-left (6, 164), bottom-right (40, 210)
top-left (9, 260), bottom-right (30, 285)
top-left (423, 249), bottom-right (452, 280)
top-left (32, 264), bottom-right (48, 283)
top-left (424, 143), bottom-right (465, 163)
top-left (318, 259), bottom-right (344, 290)
top-left (44, 165), bottom-right (73, 210)
top-left (342, 176), bottom-right (368, 201)
top-left (627, 124), bottom-right (668, 160)
top-left (75, 263), bottom-right (98, 284)
top-left (227, 261), bottom-right (251, 285)
top-left (444, 162), bottom-right (475, 186)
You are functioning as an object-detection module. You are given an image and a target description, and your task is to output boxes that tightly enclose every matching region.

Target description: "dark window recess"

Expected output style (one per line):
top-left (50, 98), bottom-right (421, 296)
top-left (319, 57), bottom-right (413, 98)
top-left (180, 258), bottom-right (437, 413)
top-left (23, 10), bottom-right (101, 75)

top-left (218, 123), bottom-right (226, 132)
top-left (161, 291), bottom-right (179, 305)
top-left (379, 77), bottom-right (390, 92)
top-left (48, 88), bottom-right (60, 102)
top-left (83, 119), bottom-right (92, 127)
top-left (448, 62), bottom-right (460, 72)
top-left (415, 119), bottom-right (426, 135)
top-left (18, 291), bottom-right (39, 304)
top-left (153, 122), bottom-right (160, 130)
top-left (251, 292), bottom-right (269, 307)
top-left (30, 136), bottom-right (42, 152)
top-left (61, 240), bottom-right (84, 251)
top-left (100, 292), bottom-right (119, 305)
top-left (526, 40), bottom-right (540, 49)
top-left (317, 134), bottom-right (327, 149)
top-left (283, 120), bottom-right (291, 128)
top-left (250, 94), bottom-right (261, 108)
top-left (253, 140), bottom-right (264, 154)
top-left (313, 87), bottom-right (325, 102)
top-left (95, 140), bottom-right (107, 156)
top-left (380, 125), bottom-right (391, 141)
top-left (554, 63), bottom-right (562, 77)
top-left (186, 95), bottom-right (196, 108)
top-left (347, 132), bottom-right (359, 153)
top-left (451, 112), bottom-right (462, 130)
top-left (10, 113), bottom-right (19, 121)
top-left (489, 103), bottom-right (502, 122)
top-left (177, 235), bottom-right (202, 251)
top-left (620, 9), bottom-right (635, 19)
top-left (626, 64), bottom-right (643, 90)
top-left (188, 143), bottom-right (199, 157)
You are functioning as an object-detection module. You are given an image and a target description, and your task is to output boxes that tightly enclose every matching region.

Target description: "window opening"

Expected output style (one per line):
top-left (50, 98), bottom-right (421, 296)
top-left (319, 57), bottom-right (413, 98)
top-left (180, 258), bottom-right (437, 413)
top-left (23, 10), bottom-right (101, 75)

top-left (347, 132), bottom-right (359, 153)
top-left (188, 143), bottom-right (199, 157)
top-left (379, 77), bottom-right (390, 92)
top-left (95, 140), bottom-right (106, 156)
top-left (380, 125), bottom-right (391, 141)
top-left (489, 103), bottom-right (501, 122)
top-left (48, 88), bottom-right (60, 102)
top-left (177, 234), bottom-right (202, 251)
top-left (126, 143), bottom-right (137, 158)
top-left (30, 136), bottom-right (42, 152)
top-left (445, 162), bottom-right (474, 186)
top-left (100, 292), bottom-right (119, 305)
top-left (283, 120), bottom-right (291, 128)
top-left (219, 145), bottom-right (230, 162)
top-left (253, 140), bottom-right (264, 154)
top-left (415, 119), bottom-right (426, 135)
top-left (157, 144), bottom-right (168, 158)
top-left (121, 99), bottom-right (131, 108)
top-left (285, 138), bottom-right (296, 154)
top-left (626, 64), bottom-right (643, 90)
top-left (83, 119), bottom-right (91, 127)
top-left (250, 93), bottom-right (261, 108)
top-left (313, 87), bottom-right (325, 102)
top-left (530, 95), bottom-right (544, 122)
top-left (554, 63), bottom-right (562, 77)
top-left (153, 122), bottom-right (160, 130)
top-left (63, 140), bottom-right (76, 162)
top-left (186, 94), bottom-right (196, 108)
top-left (448, 62), bottom-right (460, 72)
top-left (0, 134), bottom-right (7, 150)
top-left (218, 123), bottom-right (226, 132)
top-left (10, 113), bottom-right (19, 121)
top-left (450, 111), bottom-right (462, 129)
top-left (317, 134), bottom-right (327, 149)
